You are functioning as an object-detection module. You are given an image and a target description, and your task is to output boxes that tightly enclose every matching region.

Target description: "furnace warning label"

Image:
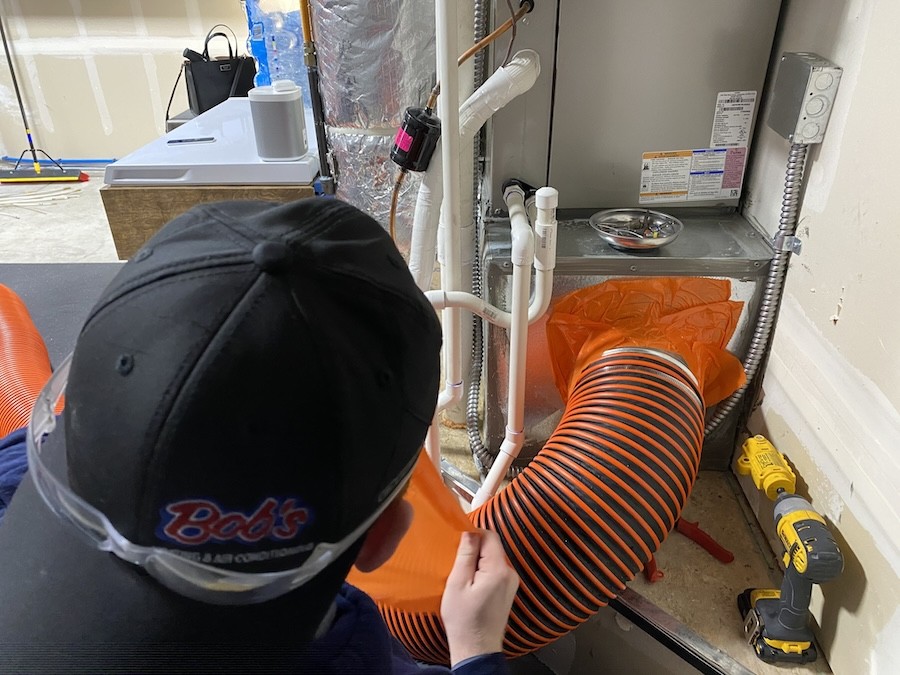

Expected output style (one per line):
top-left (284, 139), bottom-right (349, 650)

top-left (639, 148), bottom-right (747, 203)
top-left (711, 90), bottom-right (756, 148)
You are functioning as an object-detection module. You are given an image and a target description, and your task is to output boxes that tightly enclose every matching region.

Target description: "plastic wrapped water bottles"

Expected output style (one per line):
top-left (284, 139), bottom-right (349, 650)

top-left (243, 0), bottom-right (311, 109)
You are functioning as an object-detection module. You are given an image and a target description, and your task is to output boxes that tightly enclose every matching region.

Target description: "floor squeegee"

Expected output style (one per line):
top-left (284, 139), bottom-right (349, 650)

top-left (0, 10), bottom-right (88, 183)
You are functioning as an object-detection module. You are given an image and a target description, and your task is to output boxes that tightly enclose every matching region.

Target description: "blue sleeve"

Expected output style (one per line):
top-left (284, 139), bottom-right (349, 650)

top-left (451, 653), bottom-right (507, 675)
top-left (0, 427), bottom-right (29, 525)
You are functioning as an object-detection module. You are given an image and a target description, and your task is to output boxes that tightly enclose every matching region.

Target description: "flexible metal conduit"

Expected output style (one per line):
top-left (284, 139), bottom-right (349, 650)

top-left (467, 0), bottom-right (489, 472)
top-left (706, 143), bottom-right (808, 434)
top-left (382, 348), bottom-right (705, 662)
top-left (467, 244), bottom-right (493, 473)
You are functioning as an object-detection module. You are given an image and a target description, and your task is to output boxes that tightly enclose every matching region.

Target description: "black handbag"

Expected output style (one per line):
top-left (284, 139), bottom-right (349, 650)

top-left (166, 24), bottom-right (257, 120)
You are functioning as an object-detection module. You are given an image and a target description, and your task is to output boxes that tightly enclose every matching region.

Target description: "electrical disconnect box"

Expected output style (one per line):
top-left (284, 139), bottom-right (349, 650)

top-left (767, 52), bottom-right (842, 144)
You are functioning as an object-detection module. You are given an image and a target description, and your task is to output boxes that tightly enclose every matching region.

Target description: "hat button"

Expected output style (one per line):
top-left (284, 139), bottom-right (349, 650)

top-left (252, 241), bottom-right (291, 274)
top-left (116, 354), bottom-right (135, 376)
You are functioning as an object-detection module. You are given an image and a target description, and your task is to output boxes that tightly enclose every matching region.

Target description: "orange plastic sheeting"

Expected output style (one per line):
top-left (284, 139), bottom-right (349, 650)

top-left (546, 277), bottom-right (746, 406)
top-left (0, 285), bottom-right (55, 437)
top-left (348, 451), bottom-right (477, 613)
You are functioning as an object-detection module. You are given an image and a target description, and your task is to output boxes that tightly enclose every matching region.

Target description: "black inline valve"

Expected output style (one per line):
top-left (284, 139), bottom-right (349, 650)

top-left (390, 107), bottom-right (441, 172)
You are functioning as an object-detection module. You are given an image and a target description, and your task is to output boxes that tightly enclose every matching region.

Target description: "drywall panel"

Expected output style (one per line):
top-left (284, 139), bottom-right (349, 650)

top-left (0, 1), bottom-right (248, 160)
top-left (743, 0), bottom-right (900, 672)
top-left (744, 0), bottom-right (900, 409)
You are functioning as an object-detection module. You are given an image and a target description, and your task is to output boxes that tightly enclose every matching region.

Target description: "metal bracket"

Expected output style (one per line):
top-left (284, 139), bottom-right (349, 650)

top-left (743, 609), bottom-right (763, 646)
top-left (613, 588), bottom-right (757, 675)
top-left (772, 232), bottom-right (802, 255)
top-left (440, 459), bottom-right (478, 503)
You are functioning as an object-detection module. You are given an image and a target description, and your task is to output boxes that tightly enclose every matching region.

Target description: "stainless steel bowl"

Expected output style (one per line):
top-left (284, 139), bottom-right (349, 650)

top-left (589, 208), bottom-right (683, 250)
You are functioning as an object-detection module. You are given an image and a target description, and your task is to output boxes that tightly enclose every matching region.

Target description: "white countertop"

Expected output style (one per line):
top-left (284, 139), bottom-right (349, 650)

top-left (104, 98), bottom-right (319, 186)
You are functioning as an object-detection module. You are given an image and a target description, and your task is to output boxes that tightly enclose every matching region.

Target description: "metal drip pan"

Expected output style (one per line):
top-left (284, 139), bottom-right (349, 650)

top-left (589, 208), bottom-right (684, 250)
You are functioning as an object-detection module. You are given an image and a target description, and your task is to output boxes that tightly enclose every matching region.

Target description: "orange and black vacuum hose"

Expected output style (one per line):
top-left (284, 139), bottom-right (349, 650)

top-left (381, 348), bottom-right (705, 662)
top-left (0, 285), bottom-right (54, 437)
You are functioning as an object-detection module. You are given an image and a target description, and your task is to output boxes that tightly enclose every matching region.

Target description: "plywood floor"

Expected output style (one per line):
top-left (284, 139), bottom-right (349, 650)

top-left (440, 421), bottom-right (832, 674)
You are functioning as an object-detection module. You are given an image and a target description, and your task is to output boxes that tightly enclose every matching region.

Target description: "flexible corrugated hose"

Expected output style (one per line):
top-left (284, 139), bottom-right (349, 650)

top-left (0, 285), bottom-right (54, 437)
top-left (382, 347), bottom-right (705, 661)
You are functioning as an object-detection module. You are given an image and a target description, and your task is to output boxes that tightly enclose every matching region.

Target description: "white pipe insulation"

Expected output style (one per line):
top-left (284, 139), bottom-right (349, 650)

top-left (408, 49), bottom-right (542, 291)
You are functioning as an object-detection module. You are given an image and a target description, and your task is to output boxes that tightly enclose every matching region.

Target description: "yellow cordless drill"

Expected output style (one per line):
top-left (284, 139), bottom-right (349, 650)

top-left (736, 436), bottom-right (844, 664)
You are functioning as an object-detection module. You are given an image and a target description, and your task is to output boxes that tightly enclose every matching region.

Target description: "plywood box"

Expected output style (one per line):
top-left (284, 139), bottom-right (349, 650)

top-left (100, 184), bottom-right (315, 260)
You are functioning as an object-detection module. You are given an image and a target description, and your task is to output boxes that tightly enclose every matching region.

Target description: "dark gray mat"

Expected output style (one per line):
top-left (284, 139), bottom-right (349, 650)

top-left (0, 263), bottom-right (122, 364)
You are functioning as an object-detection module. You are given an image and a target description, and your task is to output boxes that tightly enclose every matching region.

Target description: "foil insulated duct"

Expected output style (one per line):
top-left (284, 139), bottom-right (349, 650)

top-left (328, 132), bottom-right (423, 256)
top-left (311, 0), bottom-right (435, 236)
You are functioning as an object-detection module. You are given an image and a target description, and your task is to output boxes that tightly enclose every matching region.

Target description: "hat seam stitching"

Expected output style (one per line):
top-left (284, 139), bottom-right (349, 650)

top-left (81, 257), bottom-right (252, 336)
top-left (212, 201), bottom-right (431, 325)
top-left (137, 269), bottom-right (263, 536)
top-left (201, 202), bottom-right (289, 248)
top-left (86, 209), bottom-right (258, 327)
top-left (67, 267), bottom-right (255, 530)
top-left (203, 199), bottom-right (342, 249)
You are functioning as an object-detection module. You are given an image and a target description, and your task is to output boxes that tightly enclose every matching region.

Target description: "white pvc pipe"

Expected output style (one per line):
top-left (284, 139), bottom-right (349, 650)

top-left (426, 289), bottom-right (510, 326)
top-left (529, 270), bottom-right (553, 324)
top-left (431, 0), bottom-right (463, 433)
top-left (471, 185), bottom-right (534, 508)
top-left (408, 50), bottom-right (541, 291)
top-left (533, 187), bottom-right (559, 270)
top-left (444, 217), bottom-right (475, 426)
top-left (417, 47), bottom-right (542, 466)
top-left (425, 411), bottom-right (441, 469)
top-left (425, 274), bottom-right (553, 329)
top-left (530, 186), bottom-right (559, 322)
top-left (425, 185), bottom-right (558, 329)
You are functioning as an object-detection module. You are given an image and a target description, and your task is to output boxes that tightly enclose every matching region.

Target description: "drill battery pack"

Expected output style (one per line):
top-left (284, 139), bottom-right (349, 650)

top-left (737, 589), bottom-right (818, 665)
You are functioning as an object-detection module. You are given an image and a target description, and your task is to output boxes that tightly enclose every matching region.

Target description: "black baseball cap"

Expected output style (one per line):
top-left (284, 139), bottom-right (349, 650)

top-left (0, 198), bottom-right (442, 665)
top-left (65, 197), bottom-right (440, 574)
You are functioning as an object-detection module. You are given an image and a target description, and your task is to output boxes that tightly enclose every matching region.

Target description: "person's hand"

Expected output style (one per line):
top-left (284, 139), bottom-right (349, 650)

top-left (440, 529), bottom-right (520, 667)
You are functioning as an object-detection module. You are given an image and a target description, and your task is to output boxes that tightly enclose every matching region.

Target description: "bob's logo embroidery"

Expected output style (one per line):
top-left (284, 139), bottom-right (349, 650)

top-left (158, 497), bottom-right (310, 546)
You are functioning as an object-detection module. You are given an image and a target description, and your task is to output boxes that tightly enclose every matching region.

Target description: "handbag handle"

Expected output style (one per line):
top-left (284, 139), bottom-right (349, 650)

top-left (165, 63), bottom-right (184, 122)
top-left (228, 58), bottom-right (247, 98)
top-left (201, 23), bottom-right (237, 61)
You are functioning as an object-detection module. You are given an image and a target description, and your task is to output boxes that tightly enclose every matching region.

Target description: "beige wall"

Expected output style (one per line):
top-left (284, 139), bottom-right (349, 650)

top-left (743, 0), bottom-right (900, 672)
top-left (0, 0), bottom-right (248, 161)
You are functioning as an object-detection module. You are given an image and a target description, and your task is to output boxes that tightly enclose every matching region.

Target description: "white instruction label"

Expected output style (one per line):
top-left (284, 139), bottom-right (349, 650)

top-left (711, 90), bottom-right (756, 148)
top-left (639, 147), bottom-right (747, 203)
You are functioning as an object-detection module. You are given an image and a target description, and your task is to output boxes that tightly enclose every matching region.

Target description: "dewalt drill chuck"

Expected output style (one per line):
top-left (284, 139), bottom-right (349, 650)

top-left (738, 492), bottom-right (843, 664)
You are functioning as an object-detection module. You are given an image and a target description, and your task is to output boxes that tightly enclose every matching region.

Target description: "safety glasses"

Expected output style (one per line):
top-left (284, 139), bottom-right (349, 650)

top-left (27, 354), bottom-right (410, 605)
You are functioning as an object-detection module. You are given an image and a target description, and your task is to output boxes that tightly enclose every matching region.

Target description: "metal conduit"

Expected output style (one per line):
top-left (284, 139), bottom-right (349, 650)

top-left (706, 143), bottom-right (808, 434)
top-left (382, 348), bottom-right (705, 663)
top-left (466, 0), bottom-right (496, 475)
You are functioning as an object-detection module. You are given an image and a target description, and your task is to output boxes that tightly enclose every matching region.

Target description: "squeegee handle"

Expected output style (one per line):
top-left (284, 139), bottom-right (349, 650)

top-left (0, 12), bottom-right (39, 161)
